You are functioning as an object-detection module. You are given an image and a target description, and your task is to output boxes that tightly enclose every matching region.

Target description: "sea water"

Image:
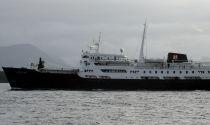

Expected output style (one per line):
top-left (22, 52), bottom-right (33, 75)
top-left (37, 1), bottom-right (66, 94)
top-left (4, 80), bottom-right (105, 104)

top-left (0, 83), bottom-right (210, 125)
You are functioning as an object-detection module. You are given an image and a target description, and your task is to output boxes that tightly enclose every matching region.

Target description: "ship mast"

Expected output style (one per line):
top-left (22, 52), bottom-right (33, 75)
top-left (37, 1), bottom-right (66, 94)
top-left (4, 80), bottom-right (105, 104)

top-left (139, 19), bottom-right (147, 66)
top-left (95, 32), bottom-right (101, 53)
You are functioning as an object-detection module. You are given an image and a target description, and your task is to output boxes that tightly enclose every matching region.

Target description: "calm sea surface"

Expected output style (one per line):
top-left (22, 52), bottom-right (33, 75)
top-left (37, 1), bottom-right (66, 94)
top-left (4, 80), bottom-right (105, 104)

top-left (1, 83), bottom-right (210, 125)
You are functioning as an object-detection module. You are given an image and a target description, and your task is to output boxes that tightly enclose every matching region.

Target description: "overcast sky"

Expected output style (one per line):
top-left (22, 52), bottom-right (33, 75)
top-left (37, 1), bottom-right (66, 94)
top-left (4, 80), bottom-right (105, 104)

top-left (1, 0), bottom-right (210, 66)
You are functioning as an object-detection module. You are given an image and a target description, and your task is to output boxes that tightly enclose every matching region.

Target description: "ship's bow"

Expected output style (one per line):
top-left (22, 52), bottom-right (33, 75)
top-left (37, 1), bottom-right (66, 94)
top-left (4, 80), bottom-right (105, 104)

top-left (2, 67), bottom-right (29, 89)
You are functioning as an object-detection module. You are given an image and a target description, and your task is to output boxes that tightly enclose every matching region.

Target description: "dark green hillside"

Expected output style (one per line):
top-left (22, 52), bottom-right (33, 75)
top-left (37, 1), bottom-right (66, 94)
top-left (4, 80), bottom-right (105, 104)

top-left (0, 71), bottom-right (8, 83)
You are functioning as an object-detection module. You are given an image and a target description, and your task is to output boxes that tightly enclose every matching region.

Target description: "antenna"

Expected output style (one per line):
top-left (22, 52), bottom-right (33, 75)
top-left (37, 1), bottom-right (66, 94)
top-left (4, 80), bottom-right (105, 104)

top-left (95, 32), bottom-right (101, 53)
top-left (88, 39), bottom-right (95, 51)
top-left (139, 18), bottom-right (147, 65)
top-left (120, 48), bottom-right (124, 55)
top-left (99, 32), bottom-right (101, 43)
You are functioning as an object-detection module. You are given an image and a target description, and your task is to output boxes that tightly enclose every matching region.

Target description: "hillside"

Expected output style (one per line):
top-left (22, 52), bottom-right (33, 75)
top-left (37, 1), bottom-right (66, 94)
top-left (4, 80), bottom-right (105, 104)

top-left (0, 71), bottom-right (7, 83)
top-left (0, 44), bottom-right (68, 70)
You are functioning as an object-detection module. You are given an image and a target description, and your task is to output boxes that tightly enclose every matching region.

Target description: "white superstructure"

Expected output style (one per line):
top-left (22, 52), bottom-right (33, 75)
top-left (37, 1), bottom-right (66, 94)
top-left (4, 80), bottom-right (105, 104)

top-left (79, 23), bottom-right (210, 80)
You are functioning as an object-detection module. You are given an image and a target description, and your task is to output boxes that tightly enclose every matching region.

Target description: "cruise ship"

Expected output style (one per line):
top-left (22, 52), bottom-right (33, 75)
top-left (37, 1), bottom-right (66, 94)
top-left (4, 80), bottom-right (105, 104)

top-left (3, 22), bottom-right (210, 90)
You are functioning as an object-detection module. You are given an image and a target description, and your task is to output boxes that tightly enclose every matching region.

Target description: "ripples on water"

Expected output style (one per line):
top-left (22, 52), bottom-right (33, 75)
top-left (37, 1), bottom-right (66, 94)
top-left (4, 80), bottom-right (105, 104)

top-left (1, 83), bottom-right (210, 125)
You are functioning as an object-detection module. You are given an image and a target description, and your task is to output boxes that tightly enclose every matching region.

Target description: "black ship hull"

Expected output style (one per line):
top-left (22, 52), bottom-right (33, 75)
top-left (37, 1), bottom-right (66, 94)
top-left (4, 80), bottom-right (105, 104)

top-left (3, 67), bottom-right (210, 90)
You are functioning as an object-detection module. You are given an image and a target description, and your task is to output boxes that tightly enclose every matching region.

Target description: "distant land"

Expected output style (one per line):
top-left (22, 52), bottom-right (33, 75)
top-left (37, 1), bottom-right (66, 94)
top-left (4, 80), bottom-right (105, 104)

top-left (0, 44), bottom-right (69, 82)
top-left (0, 44), bottom-right (68, 70)
top-left (0, 71), bottom-right (7, 83)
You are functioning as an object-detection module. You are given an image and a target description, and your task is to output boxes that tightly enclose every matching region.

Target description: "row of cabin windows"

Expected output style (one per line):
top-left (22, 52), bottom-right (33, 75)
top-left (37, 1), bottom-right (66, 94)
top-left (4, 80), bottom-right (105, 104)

top-left (101, 69), bottom-right (127, 73)
top-left (198, 71), bottom-right (206, 74)
top-left (90, 56), bottom-right (121, 61)
top-left (99, 69), bottom-right (210, 74)
top-left (125, 76), bottom-right (203, 79)
top-left (90, 56), bottom-right (102, 60)
top-left (134, 70), bottom-right (210, 74)
top-left (130, 70), bottom-right (139, 73)
top-left (84, 69), bottom-right (93, 72)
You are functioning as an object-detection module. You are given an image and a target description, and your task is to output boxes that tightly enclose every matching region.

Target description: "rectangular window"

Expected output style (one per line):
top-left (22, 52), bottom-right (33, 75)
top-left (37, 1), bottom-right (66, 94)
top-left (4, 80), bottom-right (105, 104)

top-left (101, 69), bottom-right (127, 73)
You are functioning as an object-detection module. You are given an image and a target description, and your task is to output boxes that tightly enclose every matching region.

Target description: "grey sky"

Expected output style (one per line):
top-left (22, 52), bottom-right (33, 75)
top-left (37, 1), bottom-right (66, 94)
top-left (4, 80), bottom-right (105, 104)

top-left (0, 0), bottom-right (210, 66)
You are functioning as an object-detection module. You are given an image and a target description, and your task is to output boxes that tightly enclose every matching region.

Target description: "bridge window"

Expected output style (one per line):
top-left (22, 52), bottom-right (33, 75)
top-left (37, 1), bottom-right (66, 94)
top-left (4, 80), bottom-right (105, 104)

top-left (82, 55), bottom-right (89, 58)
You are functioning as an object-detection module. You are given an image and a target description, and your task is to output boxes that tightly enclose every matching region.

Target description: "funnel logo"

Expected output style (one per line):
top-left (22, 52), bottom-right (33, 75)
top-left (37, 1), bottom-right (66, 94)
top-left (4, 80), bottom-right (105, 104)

top-left (173, 54), bottom-right (178, 60)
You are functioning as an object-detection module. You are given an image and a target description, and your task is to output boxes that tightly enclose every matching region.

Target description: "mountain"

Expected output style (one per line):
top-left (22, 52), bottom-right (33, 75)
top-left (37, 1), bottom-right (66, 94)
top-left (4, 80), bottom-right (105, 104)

top-left (0, 71), bottom-right (7, 83)
top-left (0, 44), bottom-right (68, 70)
